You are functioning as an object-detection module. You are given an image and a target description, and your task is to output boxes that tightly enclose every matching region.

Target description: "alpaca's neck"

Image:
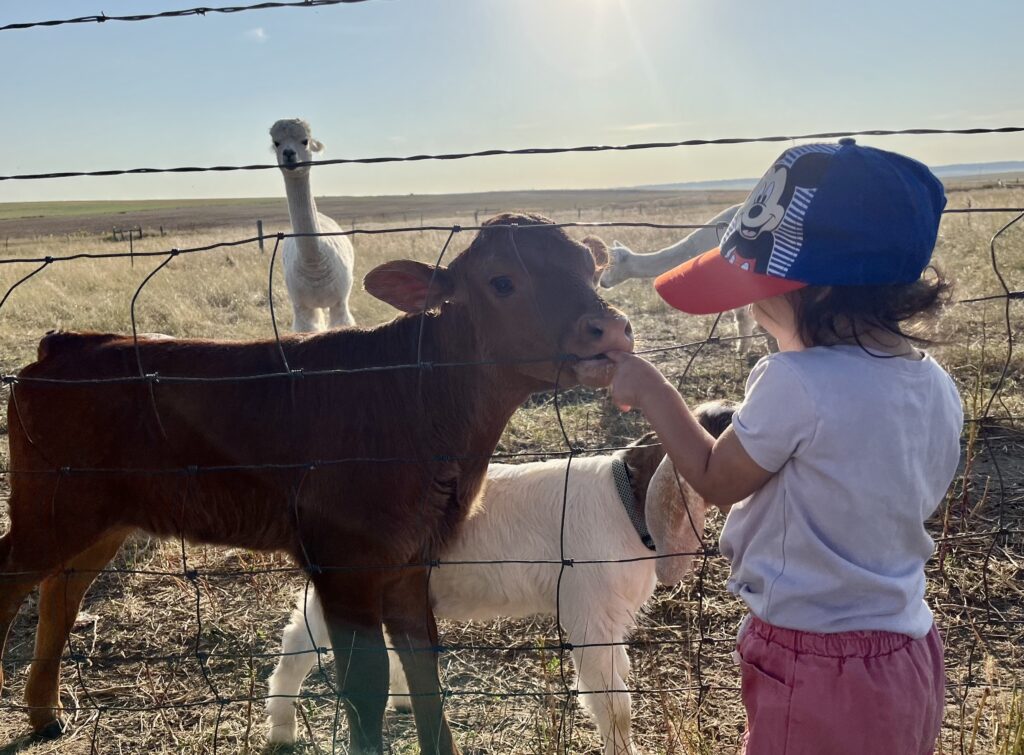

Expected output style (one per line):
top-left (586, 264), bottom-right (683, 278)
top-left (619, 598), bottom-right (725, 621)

top-left (283, 173), bottom-right (325, 263)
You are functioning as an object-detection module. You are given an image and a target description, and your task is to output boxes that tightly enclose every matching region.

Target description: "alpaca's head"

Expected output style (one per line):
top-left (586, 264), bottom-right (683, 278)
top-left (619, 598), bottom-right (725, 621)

top-left (270, 118), bottom-right (323, 175)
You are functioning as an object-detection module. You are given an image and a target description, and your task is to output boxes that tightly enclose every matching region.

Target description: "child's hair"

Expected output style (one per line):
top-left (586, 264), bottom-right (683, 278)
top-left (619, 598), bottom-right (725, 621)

top-left (793, 266), bottom-right (951, 349)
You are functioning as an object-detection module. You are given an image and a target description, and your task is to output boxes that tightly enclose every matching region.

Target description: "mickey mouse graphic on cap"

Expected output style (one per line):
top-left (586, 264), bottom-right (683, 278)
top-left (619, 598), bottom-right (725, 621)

top-left (653, 139), bottom-right (947, 315)
top-left (721, 144), bottom-right (837, 276)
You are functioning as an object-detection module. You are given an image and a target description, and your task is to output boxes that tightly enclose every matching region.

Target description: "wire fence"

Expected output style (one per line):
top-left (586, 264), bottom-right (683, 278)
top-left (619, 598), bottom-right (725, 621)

top-left (0, 129), bottom-right (1022, 751)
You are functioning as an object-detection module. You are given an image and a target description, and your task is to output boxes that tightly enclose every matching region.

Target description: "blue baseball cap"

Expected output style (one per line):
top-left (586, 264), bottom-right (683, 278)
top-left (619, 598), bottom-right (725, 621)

top-left (655, 139), bottom-right (947, 314)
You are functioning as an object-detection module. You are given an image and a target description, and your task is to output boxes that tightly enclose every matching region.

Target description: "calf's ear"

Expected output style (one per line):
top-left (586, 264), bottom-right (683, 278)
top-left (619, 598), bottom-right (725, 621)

top-left (581, 236), bottom-right (610, 284)
top-left (364, 260), bottom-right (456, 313)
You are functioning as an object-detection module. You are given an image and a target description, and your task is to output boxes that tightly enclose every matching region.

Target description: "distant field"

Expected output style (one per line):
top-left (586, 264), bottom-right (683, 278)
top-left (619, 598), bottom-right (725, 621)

top-left (0, 189), bottom-right (747, 240)
top-left (0, 187), bottom-right (1021, 754)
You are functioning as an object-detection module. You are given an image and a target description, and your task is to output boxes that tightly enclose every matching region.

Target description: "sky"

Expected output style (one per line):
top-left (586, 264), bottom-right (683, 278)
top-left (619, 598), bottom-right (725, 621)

top-left (1, 0), bottom-right (1022, 202)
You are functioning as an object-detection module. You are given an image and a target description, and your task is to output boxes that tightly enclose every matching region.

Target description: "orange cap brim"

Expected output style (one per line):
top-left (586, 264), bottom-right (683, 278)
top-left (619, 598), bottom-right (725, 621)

top-left (654, 247), bottom-right (807, 315)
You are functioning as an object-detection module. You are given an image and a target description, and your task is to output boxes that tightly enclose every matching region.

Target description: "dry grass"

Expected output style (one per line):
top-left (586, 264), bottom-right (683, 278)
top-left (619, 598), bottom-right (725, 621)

top-left (0, 187), bottom-right (1021, 754)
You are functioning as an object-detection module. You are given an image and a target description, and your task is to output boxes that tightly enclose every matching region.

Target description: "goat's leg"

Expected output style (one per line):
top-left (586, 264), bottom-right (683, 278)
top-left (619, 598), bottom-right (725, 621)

top-left (25, 528), bottom-right (128, 737)
top-left (383, 626), bottom-right (412, 712)
top-left (266, 587), bottom-right (331, 745)
top-left (571, 635), bottom-right (634, 755)
top-left (383, 570), bottom-right (458, 755)
top-left (315, 574), bottom-right (388, 755)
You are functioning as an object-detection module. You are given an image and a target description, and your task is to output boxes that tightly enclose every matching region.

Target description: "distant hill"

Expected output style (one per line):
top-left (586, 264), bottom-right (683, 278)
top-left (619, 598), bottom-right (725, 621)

top-left (637, 161), bottom-right (1024, 192)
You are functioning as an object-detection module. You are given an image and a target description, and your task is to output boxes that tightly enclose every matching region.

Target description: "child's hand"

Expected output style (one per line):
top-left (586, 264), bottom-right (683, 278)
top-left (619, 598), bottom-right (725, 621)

top-left (606, 351), bottom-right (672, 412)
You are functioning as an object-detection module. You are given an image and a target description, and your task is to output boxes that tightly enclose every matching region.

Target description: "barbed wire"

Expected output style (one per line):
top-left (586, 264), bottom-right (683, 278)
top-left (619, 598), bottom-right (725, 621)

top-left (2, 125), bottom-right (1023, 182)
top-left (0, 0), bottom-right (372, 33)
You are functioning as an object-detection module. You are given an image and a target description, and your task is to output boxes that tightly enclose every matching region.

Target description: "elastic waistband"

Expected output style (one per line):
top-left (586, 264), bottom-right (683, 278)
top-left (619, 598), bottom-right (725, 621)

top-left (744, 615), bottom-right (927, 659)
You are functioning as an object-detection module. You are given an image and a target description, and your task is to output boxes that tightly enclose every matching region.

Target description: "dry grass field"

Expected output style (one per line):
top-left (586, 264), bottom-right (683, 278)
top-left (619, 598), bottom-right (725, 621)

top-left (0, 185), bottom-right (1021, 754)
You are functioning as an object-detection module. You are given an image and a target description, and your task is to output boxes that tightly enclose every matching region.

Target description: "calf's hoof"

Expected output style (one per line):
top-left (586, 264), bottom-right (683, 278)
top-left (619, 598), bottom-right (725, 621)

top-left (32, 716), bottom-right (68, 740)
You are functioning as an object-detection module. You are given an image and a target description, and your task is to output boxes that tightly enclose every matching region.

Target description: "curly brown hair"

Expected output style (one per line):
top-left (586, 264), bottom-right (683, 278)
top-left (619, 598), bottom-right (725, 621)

top-left (793, 267), bottom-right (951, 349)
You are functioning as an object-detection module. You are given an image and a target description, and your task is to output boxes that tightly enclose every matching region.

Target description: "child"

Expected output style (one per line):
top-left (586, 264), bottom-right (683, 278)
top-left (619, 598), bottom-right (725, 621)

top-left (607, 139), bottom-right (963, 755)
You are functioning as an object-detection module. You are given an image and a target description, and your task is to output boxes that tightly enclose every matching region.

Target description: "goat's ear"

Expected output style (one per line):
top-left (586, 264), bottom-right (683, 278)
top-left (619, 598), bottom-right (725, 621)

top-left (581, 236), bottom-right (610, 284)
top-left (310, 139), bottom-right (324, 153)
top-left (364, 260), bottom-right (455, 313)
top-left (645, 456), bottom-right (706, 586)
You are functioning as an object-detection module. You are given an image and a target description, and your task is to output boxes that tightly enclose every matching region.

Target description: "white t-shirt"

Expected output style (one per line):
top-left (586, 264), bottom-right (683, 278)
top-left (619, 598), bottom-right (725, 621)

top-left (720, 345), bottom-right (963, 638)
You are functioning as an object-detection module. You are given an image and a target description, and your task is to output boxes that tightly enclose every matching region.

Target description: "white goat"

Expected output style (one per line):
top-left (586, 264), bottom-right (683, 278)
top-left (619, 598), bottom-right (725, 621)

top-left (600, 205), bottom-right (772, 355)
top-left (266, 403), bottom-right (734, 754)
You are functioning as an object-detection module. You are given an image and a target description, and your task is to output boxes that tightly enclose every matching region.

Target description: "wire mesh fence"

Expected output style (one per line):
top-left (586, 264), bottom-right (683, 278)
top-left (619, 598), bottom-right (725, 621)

top-left (0, 192), bottom-right (1021, 754)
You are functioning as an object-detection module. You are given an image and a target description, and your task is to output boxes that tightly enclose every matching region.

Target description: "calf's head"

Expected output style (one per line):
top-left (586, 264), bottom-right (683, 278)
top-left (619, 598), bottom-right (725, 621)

top-left (364, 213), bottom-right (633, 389)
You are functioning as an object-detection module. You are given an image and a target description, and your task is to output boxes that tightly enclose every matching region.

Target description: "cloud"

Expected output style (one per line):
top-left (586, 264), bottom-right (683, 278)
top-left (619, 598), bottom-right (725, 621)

top-left (244, 27), bottom-right (268, 43)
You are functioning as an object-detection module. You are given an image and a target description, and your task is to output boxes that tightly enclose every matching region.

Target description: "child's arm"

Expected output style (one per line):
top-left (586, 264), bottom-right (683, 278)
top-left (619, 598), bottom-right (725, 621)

top-left (607, 351), bottom-right (773, 509)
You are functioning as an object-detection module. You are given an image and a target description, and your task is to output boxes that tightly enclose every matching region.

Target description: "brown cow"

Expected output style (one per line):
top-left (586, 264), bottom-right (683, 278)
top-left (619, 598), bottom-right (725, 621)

top-left (0, 213), bottom-right (633, 754)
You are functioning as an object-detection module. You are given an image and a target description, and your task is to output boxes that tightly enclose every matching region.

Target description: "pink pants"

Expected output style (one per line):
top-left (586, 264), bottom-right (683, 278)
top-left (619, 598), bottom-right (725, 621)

top-left (737, 616), bottom-right (944, 755)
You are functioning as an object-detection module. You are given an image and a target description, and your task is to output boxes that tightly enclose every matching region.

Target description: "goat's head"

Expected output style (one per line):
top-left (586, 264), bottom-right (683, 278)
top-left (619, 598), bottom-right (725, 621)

top-left (363, 213), bottom-right (633, 389)
top-left (598, 241), bottom-right (633, 289)
top-left (270, 118), bottom-right (322, 175)
top-left (623, 400), bottom-right (737, 585)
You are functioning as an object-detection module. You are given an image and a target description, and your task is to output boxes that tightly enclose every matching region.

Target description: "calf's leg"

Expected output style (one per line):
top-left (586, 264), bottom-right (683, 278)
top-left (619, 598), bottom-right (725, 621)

top-left (383, 570), bottom-right (458, 755)
top-left (315, 573), bottom-right (389, 755)
top-left (0, 535), bottom-right (46, 697)
top-left (26, 529), bottom-right (129, 736)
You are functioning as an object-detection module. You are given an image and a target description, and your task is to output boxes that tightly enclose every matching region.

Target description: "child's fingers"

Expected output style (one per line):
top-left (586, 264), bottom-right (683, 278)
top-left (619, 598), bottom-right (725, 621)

top-left (605, 350), bottom-right (631, 364)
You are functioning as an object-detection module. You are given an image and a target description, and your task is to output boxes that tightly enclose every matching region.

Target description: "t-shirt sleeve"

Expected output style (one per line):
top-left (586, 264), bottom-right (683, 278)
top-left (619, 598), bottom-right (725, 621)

top-left (731, 356), bottom-right (818, 473)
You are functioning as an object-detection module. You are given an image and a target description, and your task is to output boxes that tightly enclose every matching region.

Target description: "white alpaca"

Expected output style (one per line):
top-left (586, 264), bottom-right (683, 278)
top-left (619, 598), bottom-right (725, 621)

top-left (600, 204), bottom-right (771, 355)
top-left (270, 118), bottom-right (355, 332)
top-left (266, 403), bottom-right (733, 754)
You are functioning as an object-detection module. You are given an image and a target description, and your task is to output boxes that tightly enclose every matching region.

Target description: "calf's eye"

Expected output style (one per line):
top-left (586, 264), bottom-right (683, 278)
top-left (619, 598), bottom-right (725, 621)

top-left (302, 139), bottom-right (309, 146)
top-left (490, 276), bottom-right (515, 297)
top-left (273, 141), bottom-right (280, 147)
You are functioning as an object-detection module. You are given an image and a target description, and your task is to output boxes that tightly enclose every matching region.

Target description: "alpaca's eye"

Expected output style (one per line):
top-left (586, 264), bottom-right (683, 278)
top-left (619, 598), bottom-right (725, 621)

top-left (490, 276), bottom-right (515, 297)
top-left (273, 141), bottom-right (280, 148)
top-left (302, 140), bottom-right (309, 146)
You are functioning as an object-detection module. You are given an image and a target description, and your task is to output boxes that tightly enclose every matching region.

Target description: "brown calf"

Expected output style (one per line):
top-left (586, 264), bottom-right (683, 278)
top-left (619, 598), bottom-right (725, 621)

top-left (0, 214), bottom-right (633, 754)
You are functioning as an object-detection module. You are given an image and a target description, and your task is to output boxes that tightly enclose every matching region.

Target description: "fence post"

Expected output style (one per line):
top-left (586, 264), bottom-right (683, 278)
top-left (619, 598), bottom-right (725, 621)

top-left (257, 219), bottom-right (265, 253)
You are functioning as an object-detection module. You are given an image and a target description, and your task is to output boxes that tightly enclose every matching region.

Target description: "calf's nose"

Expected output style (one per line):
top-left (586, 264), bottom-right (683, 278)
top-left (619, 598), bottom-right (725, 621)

top-left (580, 313), bottom-right (634, 354)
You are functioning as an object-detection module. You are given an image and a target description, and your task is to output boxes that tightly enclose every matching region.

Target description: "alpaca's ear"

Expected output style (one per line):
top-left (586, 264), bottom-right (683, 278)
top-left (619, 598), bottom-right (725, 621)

top-left (310, 139), bottom-right (324, 153)
top-left (364, 260), bottom-right (455, 313)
